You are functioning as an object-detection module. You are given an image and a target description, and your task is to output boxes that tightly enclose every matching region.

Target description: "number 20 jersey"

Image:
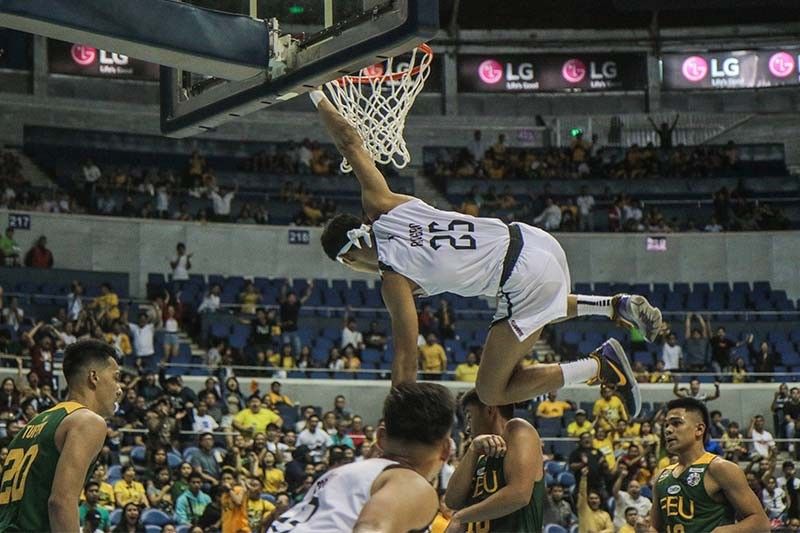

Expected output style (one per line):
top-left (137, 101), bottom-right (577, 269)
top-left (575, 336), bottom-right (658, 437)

top-left (372, 199), bottom-right (510, 297)
top-left (268, 458), bottom-right (433, 532)
top-left (0, 401), bottom-right (88, 532)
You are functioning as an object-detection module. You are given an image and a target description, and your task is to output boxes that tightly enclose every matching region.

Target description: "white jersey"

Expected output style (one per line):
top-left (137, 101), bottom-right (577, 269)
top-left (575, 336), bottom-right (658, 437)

top-left (269, 458), bottom-right (432, 533)
top-left (372, 199), bottom-right (510, 297)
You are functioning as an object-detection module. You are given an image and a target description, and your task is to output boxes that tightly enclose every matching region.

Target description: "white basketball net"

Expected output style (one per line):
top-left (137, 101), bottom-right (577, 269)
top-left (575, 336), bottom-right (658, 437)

top-left (323, 44), bottom-right (433, 173)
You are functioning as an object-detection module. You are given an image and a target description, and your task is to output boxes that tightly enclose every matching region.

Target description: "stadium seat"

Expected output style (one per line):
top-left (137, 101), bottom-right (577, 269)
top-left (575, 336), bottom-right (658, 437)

top-left (107, 464), bottom-right (122, 483)
top-left (536, 418), bottom-right (562, 438)
top-left (130, 446), bottom-right (146, 464)
top-left (109, 509), bottom-right (122, 527)
top-left (544, 524), bottom-right (568, 533)
top-left (176, 527), bottom-right (191, 533)
top-left (545, 461), bottom-right (566, 477)
top-left (551, 440), bottom-right (577, 460)
top-left (141, 509), bottom-right (172, 526)
top-left (182, 447), bottom-right (199, 462)
top-left (556, 472), bottom-right (575, 489)
top-left (167, 452), bottom-right (182, 468)
top-left (145, 526), bottom-right (162, 533)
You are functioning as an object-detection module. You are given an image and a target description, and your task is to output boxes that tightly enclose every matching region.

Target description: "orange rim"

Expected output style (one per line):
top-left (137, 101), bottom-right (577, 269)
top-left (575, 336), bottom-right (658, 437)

top-left (335, 43), bottom-right (433, 85)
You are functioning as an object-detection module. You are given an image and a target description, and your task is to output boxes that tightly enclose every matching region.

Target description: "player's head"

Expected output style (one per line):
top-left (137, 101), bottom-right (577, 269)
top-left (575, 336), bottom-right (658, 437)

top-left (321, 214), bottom-right (378, 273)
top-left (664, 397), bottom-right (710, 453)
top-left (379, 382), bottom-right (455, 481)
top-left (460, 388), bottom-right (513, 436)
top-left (62, 339), bottom-right (121, 417)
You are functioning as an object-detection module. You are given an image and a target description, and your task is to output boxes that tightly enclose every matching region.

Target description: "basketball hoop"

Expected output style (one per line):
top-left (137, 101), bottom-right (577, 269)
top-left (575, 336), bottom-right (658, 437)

top-left (323, 43), bottom-right (433, 173)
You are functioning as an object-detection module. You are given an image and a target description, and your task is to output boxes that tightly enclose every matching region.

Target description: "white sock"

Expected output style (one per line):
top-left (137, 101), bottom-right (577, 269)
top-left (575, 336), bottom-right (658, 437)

top-left (309, 90), bottom-right (327, 108)
top-left (561, 358), bottom-right (600, 385)
top-left (575, 295), bottom-right (614, 318)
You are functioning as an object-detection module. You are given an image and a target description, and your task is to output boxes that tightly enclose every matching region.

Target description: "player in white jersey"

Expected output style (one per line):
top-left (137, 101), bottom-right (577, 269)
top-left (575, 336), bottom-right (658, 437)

top-left (268, 381), bottom-right (455, 532)
top-left (313, 90), bottom-right (662, 417)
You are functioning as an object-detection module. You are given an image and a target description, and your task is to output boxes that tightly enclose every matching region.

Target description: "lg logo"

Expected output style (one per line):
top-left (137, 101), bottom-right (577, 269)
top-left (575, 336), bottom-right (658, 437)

top-left (562, 59), bottom-right (618, 83)
top-left (682, 56), bottom-right (741, 82)
top-left (769, 52), bottom-right (795, 78)
top-left (478, 59), bottom-right (504, 84)
top-left (71, 44), bottom-right (96, 66)
top-left (70, 44), bottom-right (130, 67)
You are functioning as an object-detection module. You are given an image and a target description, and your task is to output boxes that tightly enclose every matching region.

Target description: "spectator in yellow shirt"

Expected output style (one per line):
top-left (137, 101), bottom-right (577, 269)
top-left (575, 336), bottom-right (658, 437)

top-left (419, 334), bottom-right (447, 380)
top-left (267, 381), bottom-right (293, 407)
top-left (91, 283), bottom-right (120, 323)
top-left (536, 391), bottom-right (575, 419)
top-left (220, 469), bottom-right (250, 533)
top-left (592, 426), bottom-right (616, 470)
top-left (577, 467), bottom-right (614, 533)
top-left (233, 396), bottom-right (283, 435)
top-left (245, 477), bottom-right (275, 532)
top-left (454, 351), bottom-right (480, 383)
top-left (105, 321), bottom-right (132, 356)
top-left (592, 385), bottom-right (628, 431)
top-left (260, 451), bottom-right (287, 495)
top-left (566, 409), bottom-right (594, 438)
top-left (113, 466), bottom-right (149, 508)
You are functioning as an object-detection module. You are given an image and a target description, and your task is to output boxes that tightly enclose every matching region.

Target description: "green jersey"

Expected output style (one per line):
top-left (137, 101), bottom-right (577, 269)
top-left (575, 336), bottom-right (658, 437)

top-left (0, 401), bottom-right (89, 532)
top-left (465, 454), bottom-right (545, 533)
top-left (655, 451), bottom-right (736, 533)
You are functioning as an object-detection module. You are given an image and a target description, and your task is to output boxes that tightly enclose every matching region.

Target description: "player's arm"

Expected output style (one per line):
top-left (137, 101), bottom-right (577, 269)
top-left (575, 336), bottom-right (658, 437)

top-left (49, 410), bottom-right (107, 532)
top-left (445, 434), bottom-right (506, 510)
top-left (353, 468), bottom-right (439, 533)
top-left (648, 482), bottom-right (663, 533)
top-left (381, 272), bottom-right (420, 386)
top-left (451, 422), bottom-right (540, 524)
top-left (315, 95), bottom-right (411, 219)
top-left (709, 459), bottom-right (770, 533)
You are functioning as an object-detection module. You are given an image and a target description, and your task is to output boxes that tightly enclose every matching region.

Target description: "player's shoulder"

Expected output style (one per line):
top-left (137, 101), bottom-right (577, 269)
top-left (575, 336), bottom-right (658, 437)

top-left (505, 417), bottom-right (540, 440)
top-left (373, 465), bottom-right (436, 497)
top-left (705, 455), bottom-right (742, 479)
top-left (60, 407), bottom-right (106, 433)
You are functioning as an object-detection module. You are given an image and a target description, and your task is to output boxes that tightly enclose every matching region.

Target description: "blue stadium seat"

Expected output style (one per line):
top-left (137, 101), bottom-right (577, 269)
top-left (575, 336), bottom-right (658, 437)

top-left (130, 446), bottom-right (146, 464)
top-left (545, 461), bottom-right (567, 477)
top-left (544, 525), bottom-right (567, 533)
top-left (107, 464), bottom-right (122, 483)
top-left (109, 509), bottom-right (122, 526)
top-left (176, 527), bottom-right (191, 533)
top-left (141, 509), bottom-right (172, 526)
top-left (556, 472), bottom-right (575, 489)
top-left (145, 526), bottom-right (162, 533)
top-left (167, 452), bottom-right (182, 468)
top-left (182, 447), bottom-right (199, 461)
top-left (551, 440), bottom-right (577, 460)
top-left (537, 418), bottom-right (562, 438)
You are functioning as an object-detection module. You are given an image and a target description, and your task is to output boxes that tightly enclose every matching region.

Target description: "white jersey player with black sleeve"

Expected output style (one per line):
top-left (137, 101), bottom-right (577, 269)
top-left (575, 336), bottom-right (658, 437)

top-left (372, 198), bottom-right (571, 341)
top-left (268, 458), bottom-right (434, 533)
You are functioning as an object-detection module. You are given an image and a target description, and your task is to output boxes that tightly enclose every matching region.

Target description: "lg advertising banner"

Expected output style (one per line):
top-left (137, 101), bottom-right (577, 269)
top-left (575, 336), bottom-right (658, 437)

top-left (48, 39), bottom-right (159, 81)
top-left (0, 29), bottom-right (32, 70)
top-left (662, 49), bottom-right (800, 90)
top-left (458, 54), bottom-right (647, 93)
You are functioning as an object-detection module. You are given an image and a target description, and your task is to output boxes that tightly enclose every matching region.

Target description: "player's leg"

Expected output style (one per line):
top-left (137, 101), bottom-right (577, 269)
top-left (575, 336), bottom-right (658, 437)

top-left (476, 321), bottom-right (640, 415)
top-left (562, 294), bottom-right (663, 342)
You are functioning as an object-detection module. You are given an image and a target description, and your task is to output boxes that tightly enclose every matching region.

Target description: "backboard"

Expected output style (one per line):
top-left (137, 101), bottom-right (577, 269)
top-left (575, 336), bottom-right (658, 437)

top-left (161, 0), bottom-right (439, 137)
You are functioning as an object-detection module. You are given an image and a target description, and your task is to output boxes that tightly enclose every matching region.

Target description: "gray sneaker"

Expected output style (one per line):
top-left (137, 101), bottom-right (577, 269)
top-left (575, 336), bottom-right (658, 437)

top-left (613, 294), bottom-right (663, 343)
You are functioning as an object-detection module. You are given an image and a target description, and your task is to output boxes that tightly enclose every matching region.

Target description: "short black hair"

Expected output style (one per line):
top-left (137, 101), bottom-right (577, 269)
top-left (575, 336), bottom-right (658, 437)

top-left (320, 213), bottom-right (363, 261)
top-left (62, 339), bottom-right (117, 385)
top-left (667, 397), bottom-right (710, 443)
top-left (84, 480), bottom-right (100, 491)
top-left (461, 388), bottom-right (514, 420)
top-left (189, 471), bottom-right (203, 481)
top-left (383, 382), bottom-right (454, 445)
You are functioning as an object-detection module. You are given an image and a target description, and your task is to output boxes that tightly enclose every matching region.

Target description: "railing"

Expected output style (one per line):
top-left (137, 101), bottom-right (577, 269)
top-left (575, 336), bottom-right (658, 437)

top-left (2, 355), bottom-right (795, 381)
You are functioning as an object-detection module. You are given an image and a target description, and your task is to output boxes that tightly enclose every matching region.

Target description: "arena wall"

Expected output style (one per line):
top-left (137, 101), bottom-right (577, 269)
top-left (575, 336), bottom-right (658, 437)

top-left (1, 210), bottom-right (798, 300)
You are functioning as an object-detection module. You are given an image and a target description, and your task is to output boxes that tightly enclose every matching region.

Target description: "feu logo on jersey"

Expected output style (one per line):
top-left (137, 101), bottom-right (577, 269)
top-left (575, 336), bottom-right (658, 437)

top-left (660, 494), bottom-right (695, 520)
top-left (472, 463), bottom-right (500, 498)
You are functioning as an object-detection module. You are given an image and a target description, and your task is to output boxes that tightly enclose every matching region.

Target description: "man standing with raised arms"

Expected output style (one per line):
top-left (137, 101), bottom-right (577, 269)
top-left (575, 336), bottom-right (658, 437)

top-left (0, 339), bottom-right (122, 532)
